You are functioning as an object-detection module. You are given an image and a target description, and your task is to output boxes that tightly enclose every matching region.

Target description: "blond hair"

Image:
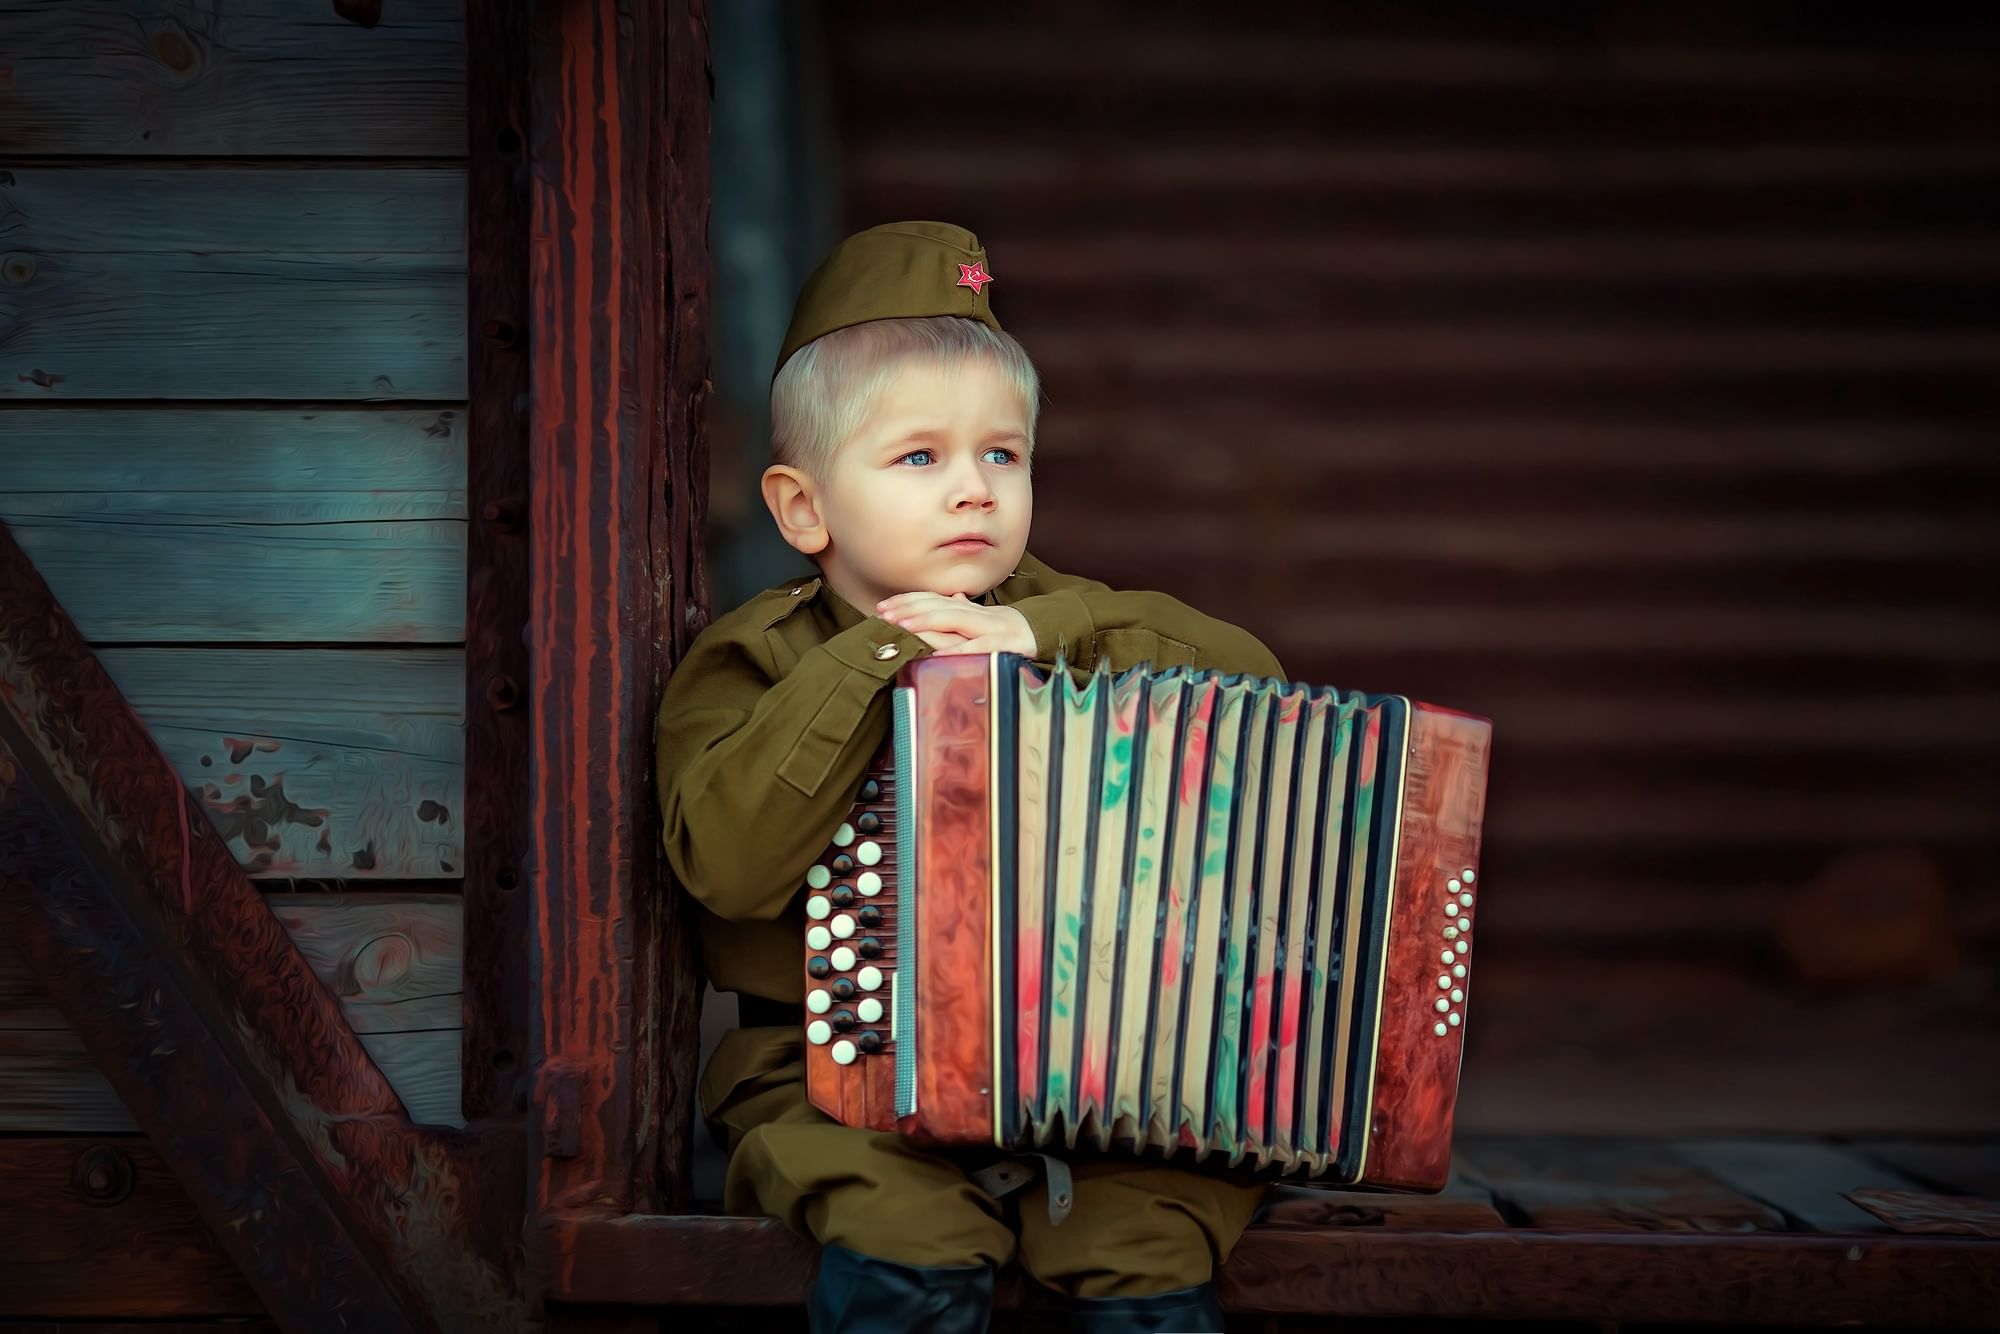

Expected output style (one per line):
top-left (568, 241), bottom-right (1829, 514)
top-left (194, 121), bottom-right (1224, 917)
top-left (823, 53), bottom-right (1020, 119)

top-left (771, 315), bottom-right (1040, 481)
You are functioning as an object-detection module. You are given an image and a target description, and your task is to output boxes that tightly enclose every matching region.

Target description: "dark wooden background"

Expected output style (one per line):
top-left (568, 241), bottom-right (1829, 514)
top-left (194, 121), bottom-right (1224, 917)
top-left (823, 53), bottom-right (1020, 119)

top-left (707, 0), bottom-right (2000, 1142)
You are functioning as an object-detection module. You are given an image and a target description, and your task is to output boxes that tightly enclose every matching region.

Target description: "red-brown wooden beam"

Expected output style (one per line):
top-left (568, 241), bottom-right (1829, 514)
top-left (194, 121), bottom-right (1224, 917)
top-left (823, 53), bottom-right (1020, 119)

top-left (462, 0), bottom-right (535, 1127)
top-left (543, 1212), bottom-right (2000, 1327)
top-left (0, 525), bottom-right (526, 1333)
top-left (522, 0), bottom-right (710, 1264)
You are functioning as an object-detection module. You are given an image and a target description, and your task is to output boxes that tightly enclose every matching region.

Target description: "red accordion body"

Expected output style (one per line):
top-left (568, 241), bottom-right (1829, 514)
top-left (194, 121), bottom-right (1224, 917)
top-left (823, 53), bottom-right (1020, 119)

top-left (798, 654), bottom-right (1492, 1191)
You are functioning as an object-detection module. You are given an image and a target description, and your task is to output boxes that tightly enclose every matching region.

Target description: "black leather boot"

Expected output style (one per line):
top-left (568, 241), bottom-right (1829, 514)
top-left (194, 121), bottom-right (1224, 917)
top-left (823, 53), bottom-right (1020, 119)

top-left (806, 1243), bottom-right (996, 1334)
top-left (1066, 1282), bottom-right (1226, 1333)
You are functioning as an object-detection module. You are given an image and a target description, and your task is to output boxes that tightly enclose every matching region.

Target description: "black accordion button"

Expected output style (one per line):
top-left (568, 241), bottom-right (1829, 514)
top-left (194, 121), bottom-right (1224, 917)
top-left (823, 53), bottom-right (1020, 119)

top-left (832, 978), bottom-right (856, 1000)
top-left (858, 778), bottom-right (881, 802)
top-left (831, 1010), bottom-right (856, 1032)
top-left (858, 1031), bottom-right (884, 1055)
top-left (807, 956), bottom-right (831, 979)
top-left (857, 811), bottom-right (883, 835)
top-left (858, 905), bottom-right (883, 929)
top-left (858, 936), bottom-right (883, 958)
top-left (830, 853), bottom-right (855, 875)
top-left (830, 884), bottom-right (856, 908)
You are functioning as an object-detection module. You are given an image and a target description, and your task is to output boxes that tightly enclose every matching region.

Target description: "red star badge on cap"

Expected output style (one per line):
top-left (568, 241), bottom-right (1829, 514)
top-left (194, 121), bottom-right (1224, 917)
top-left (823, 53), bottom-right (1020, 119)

top-left (956, 261), bottom-right (994, 295)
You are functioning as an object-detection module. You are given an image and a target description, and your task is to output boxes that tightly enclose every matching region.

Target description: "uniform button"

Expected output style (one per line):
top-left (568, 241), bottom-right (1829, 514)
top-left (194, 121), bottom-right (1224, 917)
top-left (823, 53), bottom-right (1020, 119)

top-left (791, 586), bottom-right (806, 596)
top-left (874, 643), bottom-right (899, 660)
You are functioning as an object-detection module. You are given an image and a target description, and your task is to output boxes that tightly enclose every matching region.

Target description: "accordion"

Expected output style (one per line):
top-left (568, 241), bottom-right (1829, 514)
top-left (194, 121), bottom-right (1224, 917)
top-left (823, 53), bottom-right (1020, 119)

top-left (798, 653), bottom-right (1492, 1191)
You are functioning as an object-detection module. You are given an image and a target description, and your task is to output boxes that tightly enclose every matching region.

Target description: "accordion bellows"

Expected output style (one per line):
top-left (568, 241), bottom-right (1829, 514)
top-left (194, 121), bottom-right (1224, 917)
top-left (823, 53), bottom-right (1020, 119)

top-left (800, 654), bottom-right (1492, 1192)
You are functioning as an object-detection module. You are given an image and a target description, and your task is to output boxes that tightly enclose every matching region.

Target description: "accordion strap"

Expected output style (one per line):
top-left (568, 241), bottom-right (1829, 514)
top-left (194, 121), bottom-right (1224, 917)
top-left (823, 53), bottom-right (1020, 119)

top-left (968, 1153), bottom-right (1074, 1228)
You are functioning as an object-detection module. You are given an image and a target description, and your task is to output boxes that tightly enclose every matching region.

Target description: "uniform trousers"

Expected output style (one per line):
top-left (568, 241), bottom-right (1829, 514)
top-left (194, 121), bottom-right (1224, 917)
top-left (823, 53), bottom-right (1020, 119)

top-left (701, 1026), bottom-right (1267, 1300)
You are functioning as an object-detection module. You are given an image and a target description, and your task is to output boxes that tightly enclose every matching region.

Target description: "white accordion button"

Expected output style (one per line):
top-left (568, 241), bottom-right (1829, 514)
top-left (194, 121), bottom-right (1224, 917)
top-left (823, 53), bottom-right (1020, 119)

top-left (830, 914), bottom-right (856, 939)
top-left (1453, 963), bottom-right (1467, 978)
top-left (1448, 879), bottom-right (1461, 893)
top-left (832, 822), bottom-right (856, 847)
top-left (1434, 1021), bottom-right (1448, 1037)
top-left (806, 989), bottom-right (832, 1015)
top-left (831, 946), bottom-right (857, 972)
top-left (807, 1020), bottom-right (832, 1045)
top-left (1449, 1012), bottom-right (1461, 1026)
top-left (1437, 974), bottom-right (1451, 989)
top-left (1457, 939), bottom-right (1470, 954)
top-left (1458, 917), bottom-right (1472, 932)
top-left (1443, 926), bottom-right (1459, 940)
top-left (806, 896), bottom-right (831, 921)
top-left (806, 865), bottom-right (832, 890)
top-left (857, 966), bottom-right (884, 991)
top-left (1462, 869), bottom-right (1476, 882)
top-left (858, 998), bottom-right (884, 1023)
top-left (856, 841), bottom-right (882, 866)
top-left (1435, 997), bottom-right (1450, 1013)
top-left (1451, 988), bottom-right (1464, 1003)
top-left (1443, 903), bottom-right (1458, 918)
top-left (831, 1039), bottom-right (858, 1066)
top-left (807, 926), bottom-right (832, 951)
top-left (857, 871), bottom-right (883, 897)
top-left (1459, 892), bottom-right (1474, 907)
top-left (1440, 950), bottom-right (1455, 965)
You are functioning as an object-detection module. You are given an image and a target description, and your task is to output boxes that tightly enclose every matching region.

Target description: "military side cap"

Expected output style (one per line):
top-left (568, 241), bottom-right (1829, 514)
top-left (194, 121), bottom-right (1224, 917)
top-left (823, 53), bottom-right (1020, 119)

top-left (774, 220), bottom-right (1000, 380)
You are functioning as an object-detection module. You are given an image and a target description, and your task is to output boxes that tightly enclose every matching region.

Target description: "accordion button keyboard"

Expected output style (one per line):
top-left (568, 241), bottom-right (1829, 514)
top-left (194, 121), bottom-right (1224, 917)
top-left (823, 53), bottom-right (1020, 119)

top-left (807, 865), bottom-right (831, 890)
top-left (857, 811), bottom-right (882, 835)
top-left (858, 905), bottom-right (883, 929)
top-left (859, 778), bottom-right (881, 802)
top-left (807, 989), bottom-right (832, 1014)
top-left (831, 885), bottom-right (856, 907)
top-left (808, 956), bottom-right (832, 979)
top-left (856, 966), bottom-right (882, 991)
top-left (831, 854), bottom-right (855, 875)
top-left (807, 1020), bottom-right (832, 1045)
top-left (832, 1039), bottom-right (857, 1066)
top-left (858, 998), bottom-right (884, 1023)
top-left (807, 926), bottom-right (832, 951)
top-left (832, 822), bottom-right (856, 847)
top-left (858, 936), bottom-right (883, 958)
top-left (830, 915), bottom-right (856, 939)
top-left (859, 1031), bottom-right (883, 1055)
top-left (830, 946), bottom-right (857, 971)
top-left (806, 896), bottom-right (831, 920)
top-left (857, 871), bottom-right (882, 896)
top-left (832, 978), bottom-right (856, 1000)
top-left (831, 1010), bottom-right (856, 1032)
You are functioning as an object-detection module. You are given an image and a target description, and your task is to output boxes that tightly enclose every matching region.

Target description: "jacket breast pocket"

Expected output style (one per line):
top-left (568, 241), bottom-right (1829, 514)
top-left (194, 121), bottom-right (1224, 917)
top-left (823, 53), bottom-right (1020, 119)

top-left (1091, 626), bottom-right (1199, 674)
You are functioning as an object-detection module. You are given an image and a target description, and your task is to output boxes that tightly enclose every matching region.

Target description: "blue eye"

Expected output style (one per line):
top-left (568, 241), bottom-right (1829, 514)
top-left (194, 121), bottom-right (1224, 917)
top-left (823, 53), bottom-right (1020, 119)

top-left (896, 449), bottom-right (934, 466)
top-left (983, 447), bottom-right (1019, 465)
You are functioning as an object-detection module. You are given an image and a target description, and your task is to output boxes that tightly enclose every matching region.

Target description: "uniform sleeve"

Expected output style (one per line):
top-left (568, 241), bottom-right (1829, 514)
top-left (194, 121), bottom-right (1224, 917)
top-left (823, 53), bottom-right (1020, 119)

top-left (1011, 581), bottom-right (1286, 682)
top-left (655, 614), bottom-right (934, 921)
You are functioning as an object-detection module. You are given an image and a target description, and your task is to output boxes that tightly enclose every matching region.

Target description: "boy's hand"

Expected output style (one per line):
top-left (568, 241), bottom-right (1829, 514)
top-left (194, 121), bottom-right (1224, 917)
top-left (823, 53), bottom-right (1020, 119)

top-left (877, 592), bottom-right (1036, 657)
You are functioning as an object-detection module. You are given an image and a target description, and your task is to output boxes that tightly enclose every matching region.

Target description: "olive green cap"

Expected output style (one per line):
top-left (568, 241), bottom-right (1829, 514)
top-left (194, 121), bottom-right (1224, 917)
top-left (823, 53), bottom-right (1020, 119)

top-left (773, 221), bottom-right (1002, 380)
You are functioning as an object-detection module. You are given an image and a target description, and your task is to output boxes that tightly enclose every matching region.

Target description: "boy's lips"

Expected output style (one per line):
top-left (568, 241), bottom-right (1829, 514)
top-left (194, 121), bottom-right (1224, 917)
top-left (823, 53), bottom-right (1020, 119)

top-left (940, 535), bottom-right (994, 549)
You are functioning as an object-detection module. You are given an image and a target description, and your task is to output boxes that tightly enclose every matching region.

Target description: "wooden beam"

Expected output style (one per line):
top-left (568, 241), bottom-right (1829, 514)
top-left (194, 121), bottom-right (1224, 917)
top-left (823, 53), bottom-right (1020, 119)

top-left (524, 0), bottom-right (709, 1230)
top-left (0, 523), bottom-right (525, 1333)
top-left (541, 1211), bottom-right (2000, 1326)
top-left (462, 0), bottom-right (535, 1130)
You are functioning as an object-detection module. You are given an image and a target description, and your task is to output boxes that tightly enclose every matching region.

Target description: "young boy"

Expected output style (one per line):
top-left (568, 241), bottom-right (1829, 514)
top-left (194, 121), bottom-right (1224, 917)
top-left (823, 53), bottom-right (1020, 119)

top-left (655, 221), bottom-right (1284, 1334)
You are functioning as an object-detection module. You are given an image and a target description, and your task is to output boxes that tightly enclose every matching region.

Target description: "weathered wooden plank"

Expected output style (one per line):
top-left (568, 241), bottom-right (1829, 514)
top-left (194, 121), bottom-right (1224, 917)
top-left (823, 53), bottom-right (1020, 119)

top-left (0, 1027), bottom-right (462, 1134)
top-left (0, 249), bottom-right (466, 401)
top-left (1454, 1135), bottom-right (1786, 1232)
top-left (94, 648), bottom-right (463, 879)
top-left (0, 892), bottom-right (464, 1128)
top-left (3, 168), bottom-right (465, 256)
top-left (0, 509), bottom-right (466, 642)
top-left (1850, 1140), bottom-right (2000, 1198)
top-left (1673, 1140), bottom-right (1928, 1233)
top-left (0, 2), bottom-right (464, 156)
top-left (0, 406), bottom-right (467, 491)
top-left (1847, 1189), bottom-right (2000, 1237)
top-left (1259, 1160), bottom-right (1506, 1230)
top-left (0, 1138), bottom-right (262, 1318)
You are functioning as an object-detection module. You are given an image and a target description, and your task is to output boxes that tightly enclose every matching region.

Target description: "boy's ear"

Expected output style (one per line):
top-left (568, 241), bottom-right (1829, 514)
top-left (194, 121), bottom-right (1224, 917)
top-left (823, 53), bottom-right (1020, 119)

top-left (761, 464), bottom-right (829, 555)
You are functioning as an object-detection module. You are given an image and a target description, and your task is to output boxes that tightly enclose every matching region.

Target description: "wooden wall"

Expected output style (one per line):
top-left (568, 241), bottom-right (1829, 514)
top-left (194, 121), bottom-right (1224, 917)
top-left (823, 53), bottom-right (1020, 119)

top-left (0, 3), bottom-right (469, 1144)
top-left (815, 2), bottom-right (2000, 1131)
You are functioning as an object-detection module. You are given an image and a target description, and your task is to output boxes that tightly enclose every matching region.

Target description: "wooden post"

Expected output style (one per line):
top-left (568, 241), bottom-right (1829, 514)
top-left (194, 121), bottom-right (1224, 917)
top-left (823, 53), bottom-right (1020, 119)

top-left (524, 0), bottom-right (710, 1264)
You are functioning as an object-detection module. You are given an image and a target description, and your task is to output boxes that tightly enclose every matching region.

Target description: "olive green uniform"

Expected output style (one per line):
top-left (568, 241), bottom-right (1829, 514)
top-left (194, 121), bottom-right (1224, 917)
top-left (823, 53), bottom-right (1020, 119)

top-left (656, 556), bottom-right (1282, 1297)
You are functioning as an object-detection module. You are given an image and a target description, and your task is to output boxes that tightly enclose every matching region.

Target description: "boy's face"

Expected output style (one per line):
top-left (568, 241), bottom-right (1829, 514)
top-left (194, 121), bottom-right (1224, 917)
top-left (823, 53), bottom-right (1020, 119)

top-left (773, 357), bottom-right (1033, 610)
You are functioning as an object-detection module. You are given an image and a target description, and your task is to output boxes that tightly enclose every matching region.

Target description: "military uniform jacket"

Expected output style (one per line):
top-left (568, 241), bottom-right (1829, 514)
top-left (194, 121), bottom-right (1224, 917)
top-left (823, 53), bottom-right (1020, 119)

top-left (653, 550), bottom-right (1286, 1007)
